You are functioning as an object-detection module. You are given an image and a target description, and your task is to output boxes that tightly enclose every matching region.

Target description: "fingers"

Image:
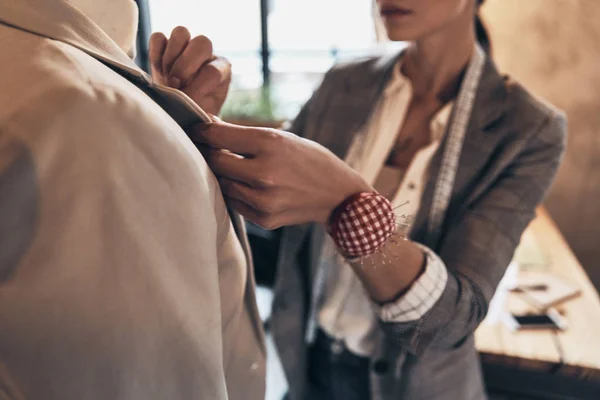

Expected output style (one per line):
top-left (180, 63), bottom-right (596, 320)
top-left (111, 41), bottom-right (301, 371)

top-left (225, 198), bottom-right (269, 228)
top-left (224, 195), bottom-right (282, 230)
top-left (149, 32), bottom-right (167, 77)
top-left (202, 148), bottom-right (264, 186)
top-left (162, 26), bottom-right (191, 86)
top-left (185, 56), bottom-right (231, 98)
top-left (170, 35), bottom-right (215, 86)
top-left (218, 178), bottom-right (279, 229)
top-left (148, 27), bottom-right (230, 114)
top-left (219, 178), bottom-right (264, 209)
top-left (193, 122), bottom-right (269, 156)
top-left (185, 57), bottom-right (231, 114)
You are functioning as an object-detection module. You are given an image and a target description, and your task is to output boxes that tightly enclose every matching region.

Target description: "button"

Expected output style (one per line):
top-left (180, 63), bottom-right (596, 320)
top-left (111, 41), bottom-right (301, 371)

top-left (373, 359), bottom-right (389, 375)
top-left (251, 362), bottom-right (259, 371)
top-left (408, 182), bottom-right (416, 190)
top-left (330, 340), bottom-right (344, 355)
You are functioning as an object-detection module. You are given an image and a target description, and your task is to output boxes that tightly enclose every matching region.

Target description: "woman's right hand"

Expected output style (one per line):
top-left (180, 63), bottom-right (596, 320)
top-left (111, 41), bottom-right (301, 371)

top-left (192, 121), bottom-right (373, 229)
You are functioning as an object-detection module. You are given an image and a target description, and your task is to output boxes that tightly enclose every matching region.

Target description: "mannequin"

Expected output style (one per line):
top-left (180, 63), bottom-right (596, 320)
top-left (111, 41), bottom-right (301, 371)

top-left (0, 2), bottom-right (266, 399)
top-left (68, 0), bottom-right (139, 57)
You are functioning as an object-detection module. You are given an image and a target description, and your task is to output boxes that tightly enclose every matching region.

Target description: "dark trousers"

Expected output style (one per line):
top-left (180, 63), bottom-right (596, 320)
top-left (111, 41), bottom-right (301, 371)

top-left (304, 329), bottom-right (371, 400)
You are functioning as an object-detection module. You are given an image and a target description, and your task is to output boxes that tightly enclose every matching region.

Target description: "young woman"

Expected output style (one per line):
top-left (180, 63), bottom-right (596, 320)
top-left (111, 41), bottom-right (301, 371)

top-left (155, 0), bottom-right (566, 398)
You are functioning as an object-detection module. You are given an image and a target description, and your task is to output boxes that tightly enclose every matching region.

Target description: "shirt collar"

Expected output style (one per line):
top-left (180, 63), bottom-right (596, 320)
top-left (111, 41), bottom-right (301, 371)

top-left (383, 59), bottom-right (409, 98)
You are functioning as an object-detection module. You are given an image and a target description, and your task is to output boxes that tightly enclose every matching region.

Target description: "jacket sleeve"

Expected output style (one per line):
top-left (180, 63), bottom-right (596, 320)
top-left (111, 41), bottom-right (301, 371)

top-left (379, 112), bottom-right (567, 356)
top-left (283, 93), bottom-right (312, 138)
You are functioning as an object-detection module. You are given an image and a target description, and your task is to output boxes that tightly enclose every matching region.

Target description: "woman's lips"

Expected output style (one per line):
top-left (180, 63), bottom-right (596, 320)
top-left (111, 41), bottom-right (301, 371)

top-left (380, 5), bottom-right (413, 19)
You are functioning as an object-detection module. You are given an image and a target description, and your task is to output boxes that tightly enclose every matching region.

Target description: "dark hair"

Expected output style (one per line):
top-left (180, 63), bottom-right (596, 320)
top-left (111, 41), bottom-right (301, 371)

top-left (475, 0), bottom-right (492, 55)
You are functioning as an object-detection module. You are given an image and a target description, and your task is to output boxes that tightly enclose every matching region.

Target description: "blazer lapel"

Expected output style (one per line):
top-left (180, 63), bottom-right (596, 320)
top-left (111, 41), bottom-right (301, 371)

top-left (411, 57), bottom-right (509, 248)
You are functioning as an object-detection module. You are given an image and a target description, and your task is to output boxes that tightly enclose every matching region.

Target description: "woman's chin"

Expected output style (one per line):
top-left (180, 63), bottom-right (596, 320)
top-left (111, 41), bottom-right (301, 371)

top-left (384, 27), bottom-right (417, 42)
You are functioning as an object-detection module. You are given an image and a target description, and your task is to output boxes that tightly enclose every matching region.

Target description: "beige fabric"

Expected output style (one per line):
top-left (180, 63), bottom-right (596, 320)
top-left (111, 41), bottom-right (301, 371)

top-left (318, 61), bottom-right (452, 356)
top-left (67, 0), bottom-right (139, 57)
top-left (0, 1), bottom-right (264, 399)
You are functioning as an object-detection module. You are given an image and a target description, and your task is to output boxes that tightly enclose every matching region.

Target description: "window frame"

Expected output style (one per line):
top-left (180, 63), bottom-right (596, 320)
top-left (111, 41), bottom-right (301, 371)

top-left (135, 0), bottom-right (272, 84)
top-left (134, 0), bottom-right (153, 73)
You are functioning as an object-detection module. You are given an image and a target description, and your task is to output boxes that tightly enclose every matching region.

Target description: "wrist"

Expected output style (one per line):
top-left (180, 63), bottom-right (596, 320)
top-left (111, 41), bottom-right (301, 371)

top-left (318, 180), bottom-right (373, 224)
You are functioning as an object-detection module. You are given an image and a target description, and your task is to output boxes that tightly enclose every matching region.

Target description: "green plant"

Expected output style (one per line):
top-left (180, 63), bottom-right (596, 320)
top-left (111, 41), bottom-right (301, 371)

top-left (221, 85), bottom-right (281, 122)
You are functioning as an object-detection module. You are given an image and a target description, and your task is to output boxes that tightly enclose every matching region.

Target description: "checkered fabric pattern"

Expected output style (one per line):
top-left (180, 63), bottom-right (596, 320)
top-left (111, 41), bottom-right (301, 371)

top-left (428, 46), bottom-right (486, 239)
top-left (328, 192), bottom-right (396, 258)
top-left (377, 244), bottom-right (448, 322)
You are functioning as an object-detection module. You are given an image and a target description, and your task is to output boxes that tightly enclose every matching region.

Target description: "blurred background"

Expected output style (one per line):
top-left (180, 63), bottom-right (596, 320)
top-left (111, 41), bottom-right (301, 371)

top-left (480, 0), bottom-right (600, 293)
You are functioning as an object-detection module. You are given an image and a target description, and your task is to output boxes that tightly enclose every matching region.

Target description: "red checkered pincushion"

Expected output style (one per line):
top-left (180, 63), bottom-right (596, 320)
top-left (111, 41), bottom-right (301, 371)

top-left (327, 192), bottom-right (396, 258)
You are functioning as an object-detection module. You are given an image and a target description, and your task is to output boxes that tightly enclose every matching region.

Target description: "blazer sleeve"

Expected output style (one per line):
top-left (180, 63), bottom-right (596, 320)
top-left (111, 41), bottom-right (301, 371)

top-left (284, 93), bottom-right (312, 138)
top-left (379, 111), bottom-right (567, 356)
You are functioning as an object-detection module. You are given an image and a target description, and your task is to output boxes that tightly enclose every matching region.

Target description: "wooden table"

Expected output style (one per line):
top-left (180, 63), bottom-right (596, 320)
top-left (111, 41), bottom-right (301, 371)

top-left (475, 208), bottom-right (600, 399)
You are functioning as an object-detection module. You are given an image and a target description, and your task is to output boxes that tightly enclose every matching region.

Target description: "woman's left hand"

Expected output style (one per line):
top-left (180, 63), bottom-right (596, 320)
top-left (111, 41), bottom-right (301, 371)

top-left (193, 121), bottom-right (373, 229)
top-left (149, 27), bottom-right (231, 116)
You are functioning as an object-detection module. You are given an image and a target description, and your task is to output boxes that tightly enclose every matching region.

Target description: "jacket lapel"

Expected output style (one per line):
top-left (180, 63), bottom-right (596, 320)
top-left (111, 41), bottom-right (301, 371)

top-left (411, 57), bottom-right (509, 248)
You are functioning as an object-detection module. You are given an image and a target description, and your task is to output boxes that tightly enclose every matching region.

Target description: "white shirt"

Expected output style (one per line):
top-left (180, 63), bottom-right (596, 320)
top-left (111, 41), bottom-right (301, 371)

top-left (318, 60), bottom-right (450, 357)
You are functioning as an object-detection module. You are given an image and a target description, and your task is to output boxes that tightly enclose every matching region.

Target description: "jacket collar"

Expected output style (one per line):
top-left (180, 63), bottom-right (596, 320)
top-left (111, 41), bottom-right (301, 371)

top-left (0, 0), bottom-right (213, 125)
top-left (0, 0), bottom-right (150, 84)
top-left (471, 56), bottom-right (509, 133)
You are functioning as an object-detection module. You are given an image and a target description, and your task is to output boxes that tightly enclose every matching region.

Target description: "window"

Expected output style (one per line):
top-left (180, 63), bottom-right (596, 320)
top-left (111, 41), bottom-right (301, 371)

top-left (146, 0), bottom-right (263, 89)
top-left (140, 0), bottom-right (380, 120)
top-left (268, 0), bottom-right (377, 118)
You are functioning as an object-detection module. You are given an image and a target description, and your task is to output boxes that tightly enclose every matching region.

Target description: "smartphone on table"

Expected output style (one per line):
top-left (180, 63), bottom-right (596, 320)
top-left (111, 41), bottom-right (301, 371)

top-left (503, 308), bottom-right (568, 332)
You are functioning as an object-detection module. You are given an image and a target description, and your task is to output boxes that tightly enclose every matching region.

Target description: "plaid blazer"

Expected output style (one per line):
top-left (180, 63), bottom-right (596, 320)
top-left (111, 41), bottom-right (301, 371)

top-left (271, 50), bottom-right (567, 400)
